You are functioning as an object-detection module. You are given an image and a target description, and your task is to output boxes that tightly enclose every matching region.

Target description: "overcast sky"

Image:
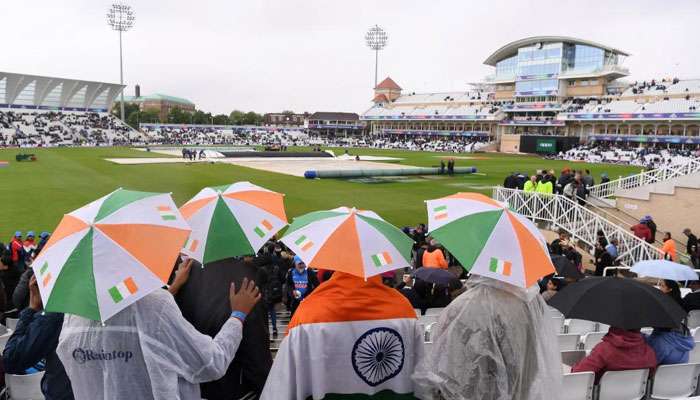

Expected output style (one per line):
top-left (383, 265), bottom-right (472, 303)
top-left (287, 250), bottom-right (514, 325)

top-left (3, 0), bottom-right (699, 115)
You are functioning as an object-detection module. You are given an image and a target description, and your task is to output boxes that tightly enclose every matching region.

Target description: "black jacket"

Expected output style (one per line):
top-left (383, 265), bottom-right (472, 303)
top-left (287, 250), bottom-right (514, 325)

top-left (686, 233), bottom-right (698, 255)
top-left (175, 257), bottom-right (272, 400)
top-left (2, 309), bottom-right (73, 400)
top-left (683, 291), bottom-right (700, 312)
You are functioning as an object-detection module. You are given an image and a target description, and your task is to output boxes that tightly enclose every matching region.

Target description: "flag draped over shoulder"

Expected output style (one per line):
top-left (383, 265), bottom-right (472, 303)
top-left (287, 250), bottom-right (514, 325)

top-left (261, 273), bottom-right (424, 400)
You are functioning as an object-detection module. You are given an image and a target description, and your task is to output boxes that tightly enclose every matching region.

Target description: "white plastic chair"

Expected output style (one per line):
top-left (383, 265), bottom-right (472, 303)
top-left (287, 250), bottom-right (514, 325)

top-left (597, 369), bottom-right (649, 400)
top-left (561, 350), bottom-right (587, 367)
top-left (552, 316), bottom-right (565, 333)
top-left (558, 334), bottom-right (580, 352)
top-left (5, 318), bottom-right (18, 331)
top-left (5, 371), bottom-right (45, 400)
top-left (581, 332), bottom-right (606, 351)
top-left (561, 372), bottom-right (595, 400)
top-left (650, 363), bottom-right (700, 399)
top-left (424, 308), bottom-right (444, 317)
top-left (424, 322), bottom-right (437, 342)
top-left (0, 330), bottom-right (14, 352)
top-left (596, 323), bottom-right (610, 333)
top-left (419, 315), bottom-right (438, 326)
top-left (548, 306), bottom-right (564, 318)
top-left (689, 345), bottom-right (700, 363)
top-left (688, 310), bottom-right (700, 329)
top-left (566, 319), bottom-right (598, 335)
top-left (693, 328), bottom-right (700, 342)
top-left (424, 341), bottom-right (433, 355)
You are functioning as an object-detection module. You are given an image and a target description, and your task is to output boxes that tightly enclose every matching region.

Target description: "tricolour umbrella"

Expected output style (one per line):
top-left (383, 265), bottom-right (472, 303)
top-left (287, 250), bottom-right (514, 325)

top-left (179, 182), bottom-right (287, 264)
top-left (426, 192), bottom-right (554, 288)
top-left (31, 189), bottom-right (191, 322)
top-left (281, 207), bottom-right (412, 278)
top-left (549, 277), bottom-right (686, 329)
top-left (630, 260), bottom-right (699, 281)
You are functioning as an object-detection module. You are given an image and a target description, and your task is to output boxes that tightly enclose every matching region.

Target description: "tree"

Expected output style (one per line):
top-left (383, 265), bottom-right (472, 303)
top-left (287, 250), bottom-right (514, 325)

top-left (243, 111), bottom-right (263, 125)
top-left (229, 110), bottom-right (246, 125)
top-left (213, 114), bottom-right (230, 125)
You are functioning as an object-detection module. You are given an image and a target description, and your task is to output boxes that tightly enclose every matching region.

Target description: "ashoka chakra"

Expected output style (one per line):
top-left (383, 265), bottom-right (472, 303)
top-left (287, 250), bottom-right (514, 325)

top-left (351, 327), bottom-right (405, 387)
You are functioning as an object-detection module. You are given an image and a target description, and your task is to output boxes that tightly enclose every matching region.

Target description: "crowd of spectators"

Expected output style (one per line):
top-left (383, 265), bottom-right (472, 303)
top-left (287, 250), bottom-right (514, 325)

top-left (558, 144), bottom-right (700, 167)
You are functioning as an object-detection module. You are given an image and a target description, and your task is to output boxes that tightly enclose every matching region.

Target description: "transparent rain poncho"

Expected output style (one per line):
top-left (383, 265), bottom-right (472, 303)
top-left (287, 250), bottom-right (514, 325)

top-left (56, 289), bottom-right (243, 400)
top-left (412, 276), bottom-right (563, 400)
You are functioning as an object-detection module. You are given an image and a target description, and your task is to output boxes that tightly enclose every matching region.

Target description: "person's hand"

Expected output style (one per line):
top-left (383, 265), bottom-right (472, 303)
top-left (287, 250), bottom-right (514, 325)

top-left (168, 258), bottom-right (192, 295)
top-left (29, 275), bottom-right (43, 311)
top-left (230, 277), bottom-right (261, 314)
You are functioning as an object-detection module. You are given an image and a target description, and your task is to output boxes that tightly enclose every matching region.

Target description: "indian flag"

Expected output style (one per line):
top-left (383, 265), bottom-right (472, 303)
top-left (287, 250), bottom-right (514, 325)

top-left (39, 261), bottom-right (52, 288)
top-left (253, 219), bottom-right (274, 238)
top-left (295, 235), bottom-right (314, 252)
top-left (157, 205), bottom-right (177, 221)
top-left (371, 251), bottom-right (393, 267)
top-left (489, 257), bottom-right (512, 276)
top-left (108, 277), bottom-right (139, 303)
top-left (433, 205), bottom-right (448, 220)
top-left (260, 272), bottom-right (424, 399)
top-left (184, 236), bottom-right (199, 252)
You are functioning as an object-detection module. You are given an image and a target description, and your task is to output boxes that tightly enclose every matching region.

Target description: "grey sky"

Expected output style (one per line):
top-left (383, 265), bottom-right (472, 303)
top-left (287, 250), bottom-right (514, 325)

top-left (3, 0), bottom-right (698, 115)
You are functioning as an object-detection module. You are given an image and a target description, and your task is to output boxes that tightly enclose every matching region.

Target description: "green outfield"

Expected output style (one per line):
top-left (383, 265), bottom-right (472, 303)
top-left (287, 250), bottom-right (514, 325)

top-left (0, 146), bottom-right (641, 240)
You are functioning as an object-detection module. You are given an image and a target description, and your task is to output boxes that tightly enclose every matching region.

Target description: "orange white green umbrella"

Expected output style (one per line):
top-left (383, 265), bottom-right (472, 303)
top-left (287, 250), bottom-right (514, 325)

top-left (179, 182), bottom-right (288, 264)
top-left (426, 192), bottom-right (554, 288)
top-left (281, 207), bottom-right (413, 278)
top-left (31, 189), bottom-right (191, 322)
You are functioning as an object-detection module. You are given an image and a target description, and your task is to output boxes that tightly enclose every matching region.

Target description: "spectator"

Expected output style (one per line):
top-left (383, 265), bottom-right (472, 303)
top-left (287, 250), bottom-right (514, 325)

top-left (412, 224), bottom-right (427, 249)
top-left (503, 172), bottom-right (518, 189)
top-left (258, 258), bottom-right (285, 338)
top-left (630, 219), bottom-right (652, 242)
top-left (286, 256), bottom-right (319, 316)
top-left (600, 172), bottom-right (610, 184)
top-left (583, 169), bottom-right (594, 187)
top-left (606, 238), bottom-right (619, 260)
top-left (536, 176), bottom-right (553, 195)
top-left (644, 327), bottom-right (695, 365)
top-left (523, 175), bottom-right (538, 192)
top-left (550, 230), bottom-right (571, 256)
top-left (643, 216), bottom-right (657, 244)
top-left (4, 231), bottom-right (26, 300)
top-left (594, 241), bottom-right (614, 276)
top-left (413, 276), bottom-right (563, 398)
top-left (23, 231), bottom-right (37, 259)
top-left (56, 259), bottom-right (262, 400)
top-left (422, 240), bottom-right (448, 269)
top-left (596, 230), bottom-right (609, 247)
top-left (556, 168), bottom-right (573, 195)
top-left (571, 327), bottom-right (657, 383)
top-left (35, 231), bottom-right (50, 255)
top-left (682, 280), bottom-right (700, 312)
top-left (396, 274), bottom-right (431, 314)
top-left (3, 273), bottom-right (74, 400)
top-left (659, 279), bottom-right (684, 308)
top-left (683, 228), bottom-right (699, 268)
top-left (10, 231), bottom-right (24, 271)
top-left (541, 276), bottom-right (563, 302)
top-left (661, 232), bottom-right (677, 261)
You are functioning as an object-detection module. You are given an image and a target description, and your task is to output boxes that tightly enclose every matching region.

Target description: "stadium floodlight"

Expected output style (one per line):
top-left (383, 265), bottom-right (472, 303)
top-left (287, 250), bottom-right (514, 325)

top-left (107, 3), bottom-right (135, 122)
top-left (365, 25), bottom-right (388, 88)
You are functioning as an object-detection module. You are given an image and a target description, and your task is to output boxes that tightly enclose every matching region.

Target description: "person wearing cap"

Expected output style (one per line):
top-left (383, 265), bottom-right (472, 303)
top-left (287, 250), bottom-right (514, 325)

top-left (286, 256), bottom-right (319, 316)
top-left (10, 231), bottom-right (24, 269)
top-left (36, 232), bottom-right (51, 256)
top-left (642, 215), bottom-right (657, 244)
top-left (23, 231), bottom-right (37, 258)
top-left (630, 219), bottom-right (652, 243)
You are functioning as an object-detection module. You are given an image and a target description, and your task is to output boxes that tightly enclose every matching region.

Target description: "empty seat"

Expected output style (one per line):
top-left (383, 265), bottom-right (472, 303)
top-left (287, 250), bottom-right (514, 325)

top-left (562, 372), bottom-right (595, 400)
top-left (688, 310), bottom-right (700, 329)
top-left (567, 319), bottom-right (598, 335)
top-left (650, 363), bottom-right (700, 399)
top-left (424, 308), bottom-right (444, 317)
top-left (558, 334), bottom-right (580, 352)
top-left (596, 323), bottom-right (610, 333)
top-left (581, 332), bottom-right (606, 351)
top-left (5, 371), bottom-right (45, 400)
top-left (597, 369), bottom-right (649, 400)
top-left (561, 350), bottom-right (587, 368)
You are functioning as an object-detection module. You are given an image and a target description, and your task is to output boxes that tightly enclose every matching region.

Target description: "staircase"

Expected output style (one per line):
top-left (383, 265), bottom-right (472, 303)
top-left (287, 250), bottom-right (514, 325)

top-left (492, 187), bottom-right (662, 267)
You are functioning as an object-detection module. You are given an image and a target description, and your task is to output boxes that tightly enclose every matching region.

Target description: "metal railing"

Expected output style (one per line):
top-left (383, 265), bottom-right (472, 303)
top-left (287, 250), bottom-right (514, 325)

top-left (588, 159), bottom-right (700, 199)
top-left (492, 187), bottom-right (662, 267)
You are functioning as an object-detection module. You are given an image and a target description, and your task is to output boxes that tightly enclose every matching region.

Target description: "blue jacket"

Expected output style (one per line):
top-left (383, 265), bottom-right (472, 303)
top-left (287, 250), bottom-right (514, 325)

top-left (3, 308), bottom-right (74, 400)
top-left (645, 330), bottom-right (695, 365)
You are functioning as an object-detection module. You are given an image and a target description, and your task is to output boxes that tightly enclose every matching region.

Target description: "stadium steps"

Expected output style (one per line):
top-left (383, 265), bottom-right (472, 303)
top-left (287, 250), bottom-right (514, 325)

top-left (493, 187), bottom-right (663, 267)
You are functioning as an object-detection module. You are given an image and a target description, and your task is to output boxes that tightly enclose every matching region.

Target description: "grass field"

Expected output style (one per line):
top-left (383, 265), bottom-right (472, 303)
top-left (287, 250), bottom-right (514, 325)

top-left (0, 146), bottom-right (641, 240)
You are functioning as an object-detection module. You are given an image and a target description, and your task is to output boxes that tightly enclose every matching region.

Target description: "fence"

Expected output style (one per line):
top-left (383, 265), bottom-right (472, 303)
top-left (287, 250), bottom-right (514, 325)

top-left (588, 159), bottom-right (700, 199)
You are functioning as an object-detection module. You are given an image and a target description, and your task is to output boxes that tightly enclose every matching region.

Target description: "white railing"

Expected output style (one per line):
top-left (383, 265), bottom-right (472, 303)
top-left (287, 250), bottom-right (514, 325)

top-left (588, 159), bottom-right (700, 199)
top-left (493, 187), bottom-right (662, 267)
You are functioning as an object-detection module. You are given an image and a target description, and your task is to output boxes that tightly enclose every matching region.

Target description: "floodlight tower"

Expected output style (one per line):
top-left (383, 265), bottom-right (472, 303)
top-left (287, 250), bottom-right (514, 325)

top-left (107, 3), bottom-right (135, 122)
top-left (365, 25), bottom-right (388, 88)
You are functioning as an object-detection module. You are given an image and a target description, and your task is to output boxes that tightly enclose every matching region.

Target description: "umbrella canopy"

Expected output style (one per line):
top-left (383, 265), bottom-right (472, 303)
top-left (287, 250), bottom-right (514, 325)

top-left (413, 267), bottom-right (460, 286)
top-left (631, 260), bottom-right (699, 281)
top-left (426, 192), bottom-right (554, 288)
top-left (179, 182), bottom-right (287, 264)
top-left (31, 189), bottom-right (191, 322)
top-left (551, 255), bottom-right (584, 280)
top-left (281, 207), bottom-right (413, 278)
top-left (549, 277), bottom-right (687, 329)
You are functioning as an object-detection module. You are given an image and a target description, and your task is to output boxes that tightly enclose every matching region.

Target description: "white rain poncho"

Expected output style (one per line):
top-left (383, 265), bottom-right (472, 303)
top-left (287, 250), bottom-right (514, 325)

top-left (56, 288), bottom-right (243, 400)
top-left (412, 276), bottom-right (563, 400)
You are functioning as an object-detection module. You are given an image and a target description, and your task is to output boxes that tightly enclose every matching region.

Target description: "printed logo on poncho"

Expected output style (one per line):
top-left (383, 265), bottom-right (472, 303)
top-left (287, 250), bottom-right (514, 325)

top-left (157, 206), bottom-right (177, 221)
top-left (39, 261), bottom-right (52, 288)
top-left (351, 327), bottom-right (405, 387)
top-left (253, 219), bottom-right (274, 238)
top-left (108, 277), bottom-right (138, 303)
top-left (371, 252), bottom-right (393, 267)
top-left (295, 235), bottom-right (314, 252)
top-left (433, 205), bottom-right (448, 220)
top-left (489, 257), bottom-right (512, 276)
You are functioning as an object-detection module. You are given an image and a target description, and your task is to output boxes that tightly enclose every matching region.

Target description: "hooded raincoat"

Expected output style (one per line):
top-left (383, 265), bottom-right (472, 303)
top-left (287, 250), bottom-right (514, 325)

top-left (412, 276), bottom-right (563, 400)
top-left (645, 329), bottom-right (695, 365)
top-left (56, 288), bottom-right (243, 400)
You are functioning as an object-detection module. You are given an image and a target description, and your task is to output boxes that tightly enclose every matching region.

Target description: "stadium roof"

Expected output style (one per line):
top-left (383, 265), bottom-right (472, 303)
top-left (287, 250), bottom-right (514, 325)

top-left (375, 77), bottom-right (401, 90)
top-left (0, 71), bottom-right (124, 112)
top-left (309, 112), bottom-right (359, 121)
top-left (483, 36), bottom-right (630, 66)
top-left (123, 93), bottom-right (194, 106)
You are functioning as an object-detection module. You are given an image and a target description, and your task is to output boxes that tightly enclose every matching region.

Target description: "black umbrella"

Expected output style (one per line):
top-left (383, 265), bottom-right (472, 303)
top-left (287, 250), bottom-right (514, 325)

top-left (551, 255), bottom-right (584, 280)
top-left (549, 277), bottom-right (686, 330)
top-left (413, 267), bottom-right (460, 287)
